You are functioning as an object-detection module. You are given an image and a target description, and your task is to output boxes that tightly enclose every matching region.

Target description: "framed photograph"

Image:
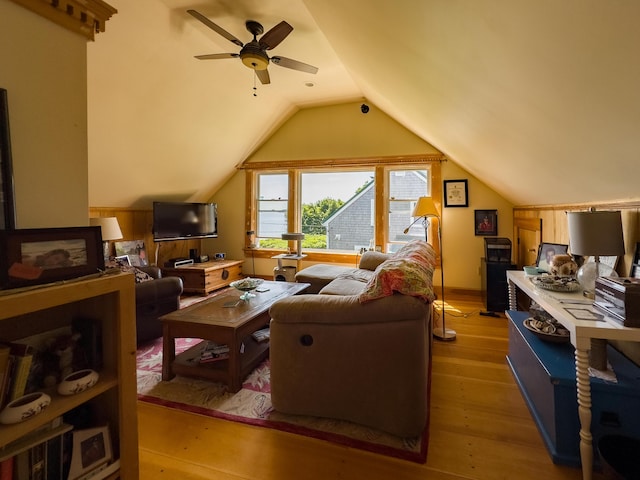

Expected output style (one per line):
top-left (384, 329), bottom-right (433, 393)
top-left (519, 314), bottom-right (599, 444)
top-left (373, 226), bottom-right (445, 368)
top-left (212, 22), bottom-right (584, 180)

top-left (1, 88), bottom-right (16, 230)
top-left (536, 242), bottom-right (569, 272)
top-left (68, 425), bottom-right (113, 479)
top-left (444, 179), bottom-right (468, 207)
top-left (474, 209), bottom-right (498, 236)
top-left (114, 254), bottom-right (131, 267)
top-left (585, 255), bottom-right (619, 270)
top-left (0, 226), bottom-right (104, 289)
top-left (114, 239), bottom-right (148, 266)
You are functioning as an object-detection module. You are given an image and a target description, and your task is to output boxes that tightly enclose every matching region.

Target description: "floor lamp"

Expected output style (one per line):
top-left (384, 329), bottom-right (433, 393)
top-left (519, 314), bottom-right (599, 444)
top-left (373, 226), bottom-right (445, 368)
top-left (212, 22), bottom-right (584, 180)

top-left (407, 197), bottom-right (456, 341)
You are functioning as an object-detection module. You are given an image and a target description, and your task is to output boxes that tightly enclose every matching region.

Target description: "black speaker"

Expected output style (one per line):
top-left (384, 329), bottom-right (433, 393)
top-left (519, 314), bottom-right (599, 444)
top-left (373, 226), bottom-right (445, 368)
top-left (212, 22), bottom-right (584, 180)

top-left (189, 248), bottom-right (198, 260)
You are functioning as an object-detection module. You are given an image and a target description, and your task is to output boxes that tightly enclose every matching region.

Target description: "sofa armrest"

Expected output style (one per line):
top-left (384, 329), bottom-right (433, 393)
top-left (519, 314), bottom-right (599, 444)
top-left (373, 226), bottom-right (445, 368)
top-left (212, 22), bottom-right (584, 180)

top-left (358, 251), bottom-right (390, 271)
top-left (269, 293), bottom-right (429, 326)
top-left (135, 276), bottom-right (183, 303)
top-left (137, 266), bottom-right (162, 279)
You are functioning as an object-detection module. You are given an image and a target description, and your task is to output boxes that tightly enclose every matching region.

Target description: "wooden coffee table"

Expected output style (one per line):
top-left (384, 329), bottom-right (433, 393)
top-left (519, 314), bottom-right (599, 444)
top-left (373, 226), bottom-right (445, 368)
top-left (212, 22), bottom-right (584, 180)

top-left (160, 280), bottom-right (309, 392)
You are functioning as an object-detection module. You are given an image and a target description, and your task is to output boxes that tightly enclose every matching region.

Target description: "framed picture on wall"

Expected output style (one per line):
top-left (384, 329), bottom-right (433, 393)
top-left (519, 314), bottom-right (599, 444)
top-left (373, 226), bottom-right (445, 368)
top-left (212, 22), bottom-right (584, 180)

top-left (474, 209), bottom-right (498, 236)
top-left (444, 179), bottom-right (468, 207)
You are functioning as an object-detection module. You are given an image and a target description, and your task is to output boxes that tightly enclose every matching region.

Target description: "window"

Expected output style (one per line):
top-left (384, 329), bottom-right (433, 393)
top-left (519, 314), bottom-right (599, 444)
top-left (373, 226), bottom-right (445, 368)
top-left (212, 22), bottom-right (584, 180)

top-left (256, 173), bottom-right (288, 246)
top-left (387, 169), bottom-right (430, 253)
top-left (301, 171), bottom-right (374, 251)
top-left (245, 156), bottom-right (441, 259)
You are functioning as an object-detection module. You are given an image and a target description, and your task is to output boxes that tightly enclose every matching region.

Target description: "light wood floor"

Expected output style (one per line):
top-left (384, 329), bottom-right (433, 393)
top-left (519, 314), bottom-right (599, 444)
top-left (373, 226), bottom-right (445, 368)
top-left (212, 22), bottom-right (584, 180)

top-left (137, 294), bottom-right (605, 480)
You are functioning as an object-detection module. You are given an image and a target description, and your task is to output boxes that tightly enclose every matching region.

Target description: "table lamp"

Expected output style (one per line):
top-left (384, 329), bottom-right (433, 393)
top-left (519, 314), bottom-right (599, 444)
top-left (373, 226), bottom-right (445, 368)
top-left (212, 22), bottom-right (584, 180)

top-left (90, 216), bottom-right (123, 260)
top-left (567, 209), bottom-right (624, 298)
top-left (404, 197), bottom-right (455, 341)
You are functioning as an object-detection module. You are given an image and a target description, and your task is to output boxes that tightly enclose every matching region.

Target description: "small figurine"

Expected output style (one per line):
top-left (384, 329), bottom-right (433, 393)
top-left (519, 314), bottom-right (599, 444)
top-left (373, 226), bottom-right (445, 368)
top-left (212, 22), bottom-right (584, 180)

top-left (549, 254), bottom-right (578, 277)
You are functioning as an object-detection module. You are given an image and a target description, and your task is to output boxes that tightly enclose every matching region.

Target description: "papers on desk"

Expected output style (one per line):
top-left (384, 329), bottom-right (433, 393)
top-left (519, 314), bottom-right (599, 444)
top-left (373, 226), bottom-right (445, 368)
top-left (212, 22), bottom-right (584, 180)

top-left (564, 307), bottom-right (605, 321)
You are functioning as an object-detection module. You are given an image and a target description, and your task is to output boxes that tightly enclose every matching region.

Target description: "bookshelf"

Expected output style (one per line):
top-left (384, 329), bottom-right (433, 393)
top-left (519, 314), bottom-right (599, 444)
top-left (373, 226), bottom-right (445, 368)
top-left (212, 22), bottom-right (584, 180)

top-left (0, 272), bottom-right (139, 479)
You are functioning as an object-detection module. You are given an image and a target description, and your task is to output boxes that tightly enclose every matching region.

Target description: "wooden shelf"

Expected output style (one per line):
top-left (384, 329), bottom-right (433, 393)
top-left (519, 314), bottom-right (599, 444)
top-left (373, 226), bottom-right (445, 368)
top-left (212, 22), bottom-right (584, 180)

top-left (0, 272), bottom-right (138, 479)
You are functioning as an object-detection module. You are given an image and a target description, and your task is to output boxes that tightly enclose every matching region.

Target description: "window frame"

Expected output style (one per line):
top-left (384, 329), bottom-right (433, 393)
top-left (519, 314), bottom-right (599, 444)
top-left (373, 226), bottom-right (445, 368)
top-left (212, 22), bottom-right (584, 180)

top-left (243, 155), bottom-right (443, 263)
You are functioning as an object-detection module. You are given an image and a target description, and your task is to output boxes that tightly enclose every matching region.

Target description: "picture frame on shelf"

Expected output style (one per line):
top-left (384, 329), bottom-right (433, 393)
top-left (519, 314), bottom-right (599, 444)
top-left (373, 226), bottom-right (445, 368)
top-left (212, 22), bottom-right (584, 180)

top-left (535, 242), bottom-right (569, 272)
top-left (0, 227), bottom-right (105, 290)
top-left (68, 425), bottom-right (113, 480)
top-left (0, 88), bottom-right (16, 231)
top-left (630, 242), bottom-right (640, 279)
top-left (114, 255), bottom-right (131, 266)
top-left (474, 209), bottom-right (497, 236)
top-left (444, 179), bottom-right (468, 207)
top-left (585, 255), bottom-right (619, 271)
top-left (114, 240), bottom-right (148, 266)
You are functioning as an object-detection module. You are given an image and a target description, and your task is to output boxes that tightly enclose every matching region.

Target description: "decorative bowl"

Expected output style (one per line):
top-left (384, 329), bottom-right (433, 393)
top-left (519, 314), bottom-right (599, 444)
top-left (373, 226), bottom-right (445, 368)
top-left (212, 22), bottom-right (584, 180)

top-left (530, 274), bottom-right (581, 292)
top-left (230, 278), bottom-right (264, 300)
top-left (523, 317), bottom-right (570, 343)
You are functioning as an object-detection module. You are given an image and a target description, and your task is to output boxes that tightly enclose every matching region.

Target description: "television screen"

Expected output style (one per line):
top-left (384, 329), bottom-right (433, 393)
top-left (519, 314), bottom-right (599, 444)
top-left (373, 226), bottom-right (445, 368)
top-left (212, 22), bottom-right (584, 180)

top-left (152, 202), bottom-right (218, 241)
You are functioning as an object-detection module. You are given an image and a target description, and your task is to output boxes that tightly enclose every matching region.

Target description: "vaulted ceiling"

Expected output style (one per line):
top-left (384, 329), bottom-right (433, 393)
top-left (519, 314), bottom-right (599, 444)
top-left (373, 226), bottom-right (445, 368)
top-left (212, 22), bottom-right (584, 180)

top-left (87, 0), bottom-right (640, 208)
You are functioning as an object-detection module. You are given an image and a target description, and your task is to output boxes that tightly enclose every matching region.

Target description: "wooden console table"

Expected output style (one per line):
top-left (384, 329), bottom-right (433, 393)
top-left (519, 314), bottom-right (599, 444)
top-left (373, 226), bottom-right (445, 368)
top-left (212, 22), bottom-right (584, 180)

top-left (162, 259), bottom-right (243, 295)
top-left (507, 270), bottom-right (640, 480)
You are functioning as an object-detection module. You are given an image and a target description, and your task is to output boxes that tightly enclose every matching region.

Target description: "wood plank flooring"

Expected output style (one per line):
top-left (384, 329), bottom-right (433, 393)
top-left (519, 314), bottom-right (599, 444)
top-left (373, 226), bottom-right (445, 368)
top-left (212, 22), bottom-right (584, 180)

top-left (137, 294), bottom-right (605, 480)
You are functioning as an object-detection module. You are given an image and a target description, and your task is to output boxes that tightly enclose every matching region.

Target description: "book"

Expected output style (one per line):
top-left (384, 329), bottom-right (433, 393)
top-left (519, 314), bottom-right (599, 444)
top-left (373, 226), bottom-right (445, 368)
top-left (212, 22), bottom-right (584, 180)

top-left (0, 457), bottom-right (13, 480)
top-left (7, 343), bottom-right (34, 402)
top-left (251, 328), bottom-right (270, 342)
top-left (199, 342), bottom-right (229, 363)
top-left (0, 344), bottom-right (11, 410)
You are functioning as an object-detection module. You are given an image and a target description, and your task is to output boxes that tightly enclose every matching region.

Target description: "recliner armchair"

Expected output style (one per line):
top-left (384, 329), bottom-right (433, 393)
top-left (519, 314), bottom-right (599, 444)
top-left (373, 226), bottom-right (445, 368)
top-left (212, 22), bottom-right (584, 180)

top-left (135, 266), bottom-right (183, 345)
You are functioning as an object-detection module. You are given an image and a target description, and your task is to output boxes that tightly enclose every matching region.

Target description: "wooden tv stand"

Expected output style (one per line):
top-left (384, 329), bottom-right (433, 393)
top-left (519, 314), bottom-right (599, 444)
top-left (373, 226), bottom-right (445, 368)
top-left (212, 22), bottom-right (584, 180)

top-left (162, 259), bottom-right (243, 295)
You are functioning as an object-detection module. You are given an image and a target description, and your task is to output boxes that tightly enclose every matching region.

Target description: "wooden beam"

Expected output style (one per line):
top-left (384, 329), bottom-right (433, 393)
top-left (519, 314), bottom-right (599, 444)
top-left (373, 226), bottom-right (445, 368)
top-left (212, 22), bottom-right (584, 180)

top-left (11, 0), bottom-right (117, 40)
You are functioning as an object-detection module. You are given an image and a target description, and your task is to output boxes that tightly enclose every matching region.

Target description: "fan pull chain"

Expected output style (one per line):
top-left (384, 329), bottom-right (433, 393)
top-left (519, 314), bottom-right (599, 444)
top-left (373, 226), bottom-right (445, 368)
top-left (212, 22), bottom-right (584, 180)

top-left (253, 71), bottom-right (258, 96)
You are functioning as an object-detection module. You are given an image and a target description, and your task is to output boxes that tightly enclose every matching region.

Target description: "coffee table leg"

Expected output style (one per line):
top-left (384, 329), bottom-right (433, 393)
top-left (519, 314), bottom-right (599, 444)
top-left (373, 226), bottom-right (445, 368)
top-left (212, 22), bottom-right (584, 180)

top-left (162, 324), bottom-right (176, 381)
top-left (228, 339), bottom-right (241, 393)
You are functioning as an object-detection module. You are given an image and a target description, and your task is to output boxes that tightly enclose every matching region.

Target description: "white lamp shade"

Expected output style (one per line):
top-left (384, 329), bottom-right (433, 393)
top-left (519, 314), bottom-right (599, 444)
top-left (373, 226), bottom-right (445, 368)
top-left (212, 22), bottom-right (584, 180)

top-left (90, 217), bottom-right (123, 241)
top-left (567, 210), bottom-right (624, 256)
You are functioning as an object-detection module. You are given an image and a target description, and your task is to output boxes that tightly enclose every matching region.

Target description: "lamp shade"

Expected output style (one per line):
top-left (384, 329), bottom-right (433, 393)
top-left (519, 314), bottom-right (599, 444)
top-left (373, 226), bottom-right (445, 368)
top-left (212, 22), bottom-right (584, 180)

top-left (567, 210), bottom-right (624, 256)
top-left (412, 197), bottom-right (439, 218)
top-left (90, 217), bottom-right (123, 241)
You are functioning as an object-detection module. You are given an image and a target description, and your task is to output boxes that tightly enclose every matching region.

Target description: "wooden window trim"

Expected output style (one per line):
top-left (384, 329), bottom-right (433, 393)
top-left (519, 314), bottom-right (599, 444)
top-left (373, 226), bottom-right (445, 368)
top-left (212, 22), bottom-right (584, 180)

top-left (243, 155), bottom-right (444, 263)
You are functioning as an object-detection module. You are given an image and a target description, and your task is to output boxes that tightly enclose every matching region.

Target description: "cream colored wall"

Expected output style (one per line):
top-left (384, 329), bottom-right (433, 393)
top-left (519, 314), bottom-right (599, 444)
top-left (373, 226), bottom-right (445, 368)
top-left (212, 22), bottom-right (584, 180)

top-left (206, 101), bottom-right (513, 291)
top-left (0, 2), bottom-right (89, 228)
top-left (247, 101), bottom-right (441, 160)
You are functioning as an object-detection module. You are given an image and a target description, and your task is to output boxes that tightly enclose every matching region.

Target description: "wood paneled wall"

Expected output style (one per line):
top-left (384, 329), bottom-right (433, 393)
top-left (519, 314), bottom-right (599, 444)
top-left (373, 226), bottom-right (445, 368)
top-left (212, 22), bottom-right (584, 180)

top-left (514, 202), bottom-right (640, 277)
top-left (514, 201), bottom-right (640, 365)
top-left (89, 207), bottom-right (201, 267)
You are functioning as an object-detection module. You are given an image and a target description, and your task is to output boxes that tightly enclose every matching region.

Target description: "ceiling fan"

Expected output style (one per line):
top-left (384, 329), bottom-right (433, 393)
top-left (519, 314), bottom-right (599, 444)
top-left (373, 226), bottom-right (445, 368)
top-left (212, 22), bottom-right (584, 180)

top-left (187, 9), bottom-right (319, 85)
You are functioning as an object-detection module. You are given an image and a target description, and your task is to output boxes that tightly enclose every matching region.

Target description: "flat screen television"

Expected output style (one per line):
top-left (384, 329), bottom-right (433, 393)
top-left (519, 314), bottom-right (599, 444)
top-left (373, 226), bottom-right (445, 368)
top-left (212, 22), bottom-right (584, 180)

top-left (152, 201), bottom-right (218, 241)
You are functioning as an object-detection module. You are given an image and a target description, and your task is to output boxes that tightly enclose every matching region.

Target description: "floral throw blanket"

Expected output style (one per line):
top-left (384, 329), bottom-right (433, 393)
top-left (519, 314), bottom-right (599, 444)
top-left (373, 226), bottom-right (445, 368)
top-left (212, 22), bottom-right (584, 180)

top-left (358, 240), bottom-right (436, 304)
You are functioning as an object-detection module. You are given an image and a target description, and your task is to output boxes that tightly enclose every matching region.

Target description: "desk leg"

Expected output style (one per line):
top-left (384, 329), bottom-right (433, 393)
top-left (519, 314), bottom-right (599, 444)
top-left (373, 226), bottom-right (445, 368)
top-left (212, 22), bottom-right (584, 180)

top-left (575, 340), bottom-right (593, 480)
top-left (507, 280), bottom-right (517, 310)
top-left (162, 325), bottom-right (176, 381)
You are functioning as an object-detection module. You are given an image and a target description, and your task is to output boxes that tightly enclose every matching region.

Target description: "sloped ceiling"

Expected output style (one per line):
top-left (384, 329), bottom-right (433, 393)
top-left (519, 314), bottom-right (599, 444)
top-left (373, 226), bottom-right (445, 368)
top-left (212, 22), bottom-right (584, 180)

top-left (87, 0), bottom-right (640, 208)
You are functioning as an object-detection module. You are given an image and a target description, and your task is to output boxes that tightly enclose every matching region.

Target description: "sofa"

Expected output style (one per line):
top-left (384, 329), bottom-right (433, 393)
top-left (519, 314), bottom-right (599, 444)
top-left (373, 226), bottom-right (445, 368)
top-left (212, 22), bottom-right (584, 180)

top-left (135, 266), bottom-right (183, 345)
top-left (269, 240), bottom-right (436, 438)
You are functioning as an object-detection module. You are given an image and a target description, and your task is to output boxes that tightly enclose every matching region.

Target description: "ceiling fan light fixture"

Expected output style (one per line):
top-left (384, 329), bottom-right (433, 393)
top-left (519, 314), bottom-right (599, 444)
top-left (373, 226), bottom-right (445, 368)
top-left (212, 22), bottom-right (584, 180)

top-left (242, 53), bottom-right (269, 70)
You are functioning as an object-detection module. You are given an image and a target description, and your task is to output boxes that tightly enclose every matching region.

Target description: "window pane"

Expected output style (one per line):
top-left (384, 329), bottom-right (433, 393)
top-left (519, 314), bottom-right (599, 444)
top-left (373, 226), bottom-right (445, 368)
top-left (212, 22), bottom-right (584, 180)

top-left (301, 171), bottom-right (374, 251)
top-left (257, 174), bottom-right (288, 240)
top-left (387, 169), bottom-right (430, 252)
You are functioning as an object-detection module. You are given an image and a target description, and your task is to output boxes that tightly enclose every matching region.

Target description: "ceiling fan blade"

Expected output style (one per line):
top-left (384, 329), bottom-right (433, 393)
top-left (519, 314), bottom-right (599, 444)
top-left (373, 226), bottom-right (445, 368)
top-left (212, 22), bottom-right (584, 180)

top-left (255, 69), bottom-right (271, 85)
top-left (187, 10), bottom-right (243, 48)
top-left (259, 21), bottom-right (293, 50)
top-left (271, 56), bottom-right (318, 74)
top-left (194, 53), bottom-right (239, 60)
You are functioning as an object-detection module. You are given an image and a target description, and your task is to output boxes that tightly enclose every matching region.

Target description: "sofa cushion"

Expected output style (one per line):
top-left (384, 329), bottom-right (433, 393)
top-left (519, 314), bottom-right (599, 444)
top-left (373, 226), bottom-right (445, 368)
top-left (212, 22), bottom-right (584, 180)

top-left (319, 269), bottom-right (374, 296)
top-left (358, 251), bottom-right (390, 271)
top-left (295, 264), bottom-right (357, 294)
top-left (358, 240), bottom-right (436, 304)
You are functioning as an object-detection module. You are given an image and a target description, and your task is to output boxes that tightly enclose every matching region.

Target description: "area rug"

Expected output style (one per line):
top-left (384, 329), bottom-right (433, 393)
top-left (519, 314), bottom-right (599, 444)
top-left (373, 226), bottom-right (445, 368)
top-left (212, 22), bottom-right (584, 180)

top-left (136, 336), bottom-right (429, 463)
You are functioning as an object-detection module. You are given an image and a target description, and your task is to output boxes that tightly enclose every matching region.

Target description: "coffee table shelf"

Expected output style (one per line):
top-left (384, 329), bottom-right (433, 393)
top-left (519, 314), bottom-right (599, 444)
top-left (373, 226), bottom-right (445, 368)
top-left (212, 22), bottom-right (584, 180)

top-left (161, 280), bottom-right (309, 392)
